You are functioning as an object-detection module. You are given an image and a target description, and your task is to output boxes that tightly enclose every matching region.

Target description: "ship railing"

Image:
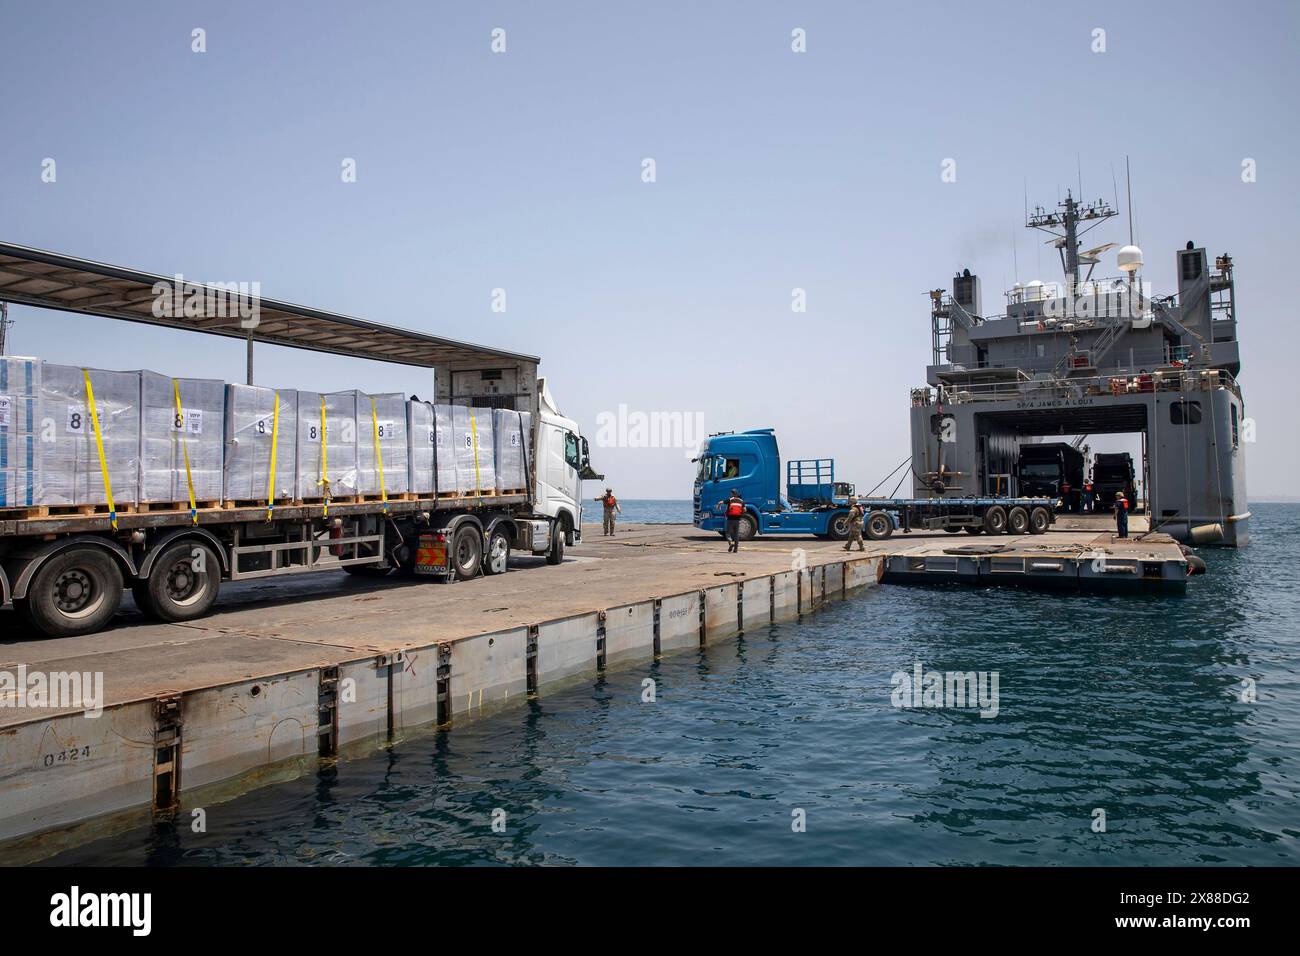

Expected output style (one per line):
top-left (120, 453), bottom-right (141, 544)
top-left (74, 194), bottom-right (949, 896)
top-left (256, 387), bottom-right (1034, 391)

top-left (912, 368), bottom-right (1241, 407)
top-left (938, 344), bottom-right (1219, 379)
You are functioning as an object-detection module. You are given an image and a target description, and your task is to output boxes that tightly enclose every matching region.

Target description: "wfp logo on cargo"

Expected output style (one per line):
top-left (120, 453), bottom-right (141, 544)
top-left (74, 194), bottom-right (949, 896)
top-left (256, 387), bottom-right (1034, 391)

top-left (594, 404), bottom-right (705, 460)
top-left (151, 273), bottom-right (261, 329)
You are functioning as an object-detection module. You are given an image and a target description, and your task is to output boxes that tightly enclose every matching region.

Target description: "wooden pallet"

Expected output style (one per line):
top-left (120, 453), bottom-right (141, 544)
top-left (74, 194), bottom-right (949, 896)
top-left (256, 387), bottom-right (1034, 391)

top-left (0, 502), bottom-right (139, 520)
top-left (496, 488), bottom-right (527, 497)
top-left (223, 499), bottom-right (277, 510)
top-left (139, 499), bottom-right (222, 513)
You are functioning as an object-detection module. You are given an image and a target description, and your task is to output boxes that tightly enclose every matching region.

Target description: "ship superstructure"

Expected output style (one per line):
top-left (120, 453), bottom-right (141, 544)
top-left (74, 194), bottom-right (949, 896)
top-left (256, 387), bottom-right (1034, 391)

top-left (909, 189), bottom-right (1249, 546)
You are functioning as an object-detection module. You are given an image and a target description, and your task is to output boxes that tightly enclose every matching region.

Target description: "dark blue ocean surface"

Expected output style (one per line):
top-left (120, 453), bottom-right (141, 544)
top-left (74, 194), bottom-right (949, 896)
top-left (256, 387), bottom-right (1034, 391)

top-left (41, 504), bottom-right (1299, 866)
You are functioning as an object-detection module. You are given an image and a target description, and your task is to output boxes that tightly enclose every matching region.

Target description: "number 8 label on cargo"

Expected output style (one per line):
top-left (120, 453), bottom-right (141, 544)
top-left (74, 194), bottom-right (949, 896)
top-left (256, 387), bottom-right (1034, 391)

top-left (173, 409), bottom-right (203, 434)
top-left (66, 405), bottom-right (86, 435)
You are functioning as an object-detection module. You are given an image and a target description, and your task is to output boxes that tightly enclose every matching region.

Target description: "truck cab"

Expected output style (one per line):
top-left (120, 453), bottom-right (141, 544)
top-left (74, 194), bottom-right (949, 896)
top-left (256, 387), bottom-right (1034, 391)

top-left (693, 430), bottom-right (855, 540)
top-left (1015, 442), bottom-right (1084, 510)
top-left (1091, 452), bottom-right (1135, 510)
top-left (533, 377), bottom-right (596, 546)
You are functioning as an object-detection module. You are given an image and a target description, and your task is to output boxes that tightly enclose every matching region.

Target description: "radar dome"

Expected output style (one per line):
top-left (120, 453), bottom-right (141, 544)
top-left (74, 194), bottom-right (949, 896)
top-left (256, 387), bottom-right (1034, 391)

top-left (1117, 244), bottom-right (1144, 273)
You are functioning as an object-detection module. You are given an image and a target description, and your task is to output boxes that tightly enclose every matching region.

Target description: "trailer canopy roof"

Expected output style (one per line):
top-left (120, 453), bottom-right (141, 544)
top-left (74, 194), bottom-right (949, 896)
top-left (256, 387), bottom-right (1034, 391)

top-left (0, 241), bottom-right (538, 368)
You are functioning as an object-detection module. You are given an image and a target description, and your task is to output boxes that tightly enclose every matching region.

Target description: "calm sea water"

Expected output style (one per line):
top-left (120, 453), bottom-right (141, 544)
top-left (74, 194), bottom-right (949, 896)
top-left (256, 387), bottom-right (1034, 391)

top-left (585, 499), bottom-right (692, 524)
top-left (42, 503), bottom-right (1299, 866)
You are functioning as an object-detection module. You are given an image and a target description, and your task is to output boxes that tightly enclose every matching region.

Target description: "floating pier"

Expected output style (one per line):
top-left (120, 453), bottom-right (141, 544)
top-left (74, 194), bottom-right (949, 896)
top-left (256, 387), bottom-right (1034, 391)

top-left (0, 518), bottom-right (1187, 861)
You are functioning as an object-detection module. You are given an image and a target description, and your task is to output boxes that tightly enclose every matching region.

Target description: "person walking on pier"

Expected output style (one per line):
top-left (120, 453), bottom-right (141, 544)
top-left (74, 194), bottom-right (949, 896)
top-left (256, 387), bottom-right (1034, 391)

top-left (1082, 480), bottom-right (1094, 514)
top-left (722, 489), bottom-right (746, 553)
top-left (1113, 491), bottom-right (1130, 539)
top-left (844, 497), bottom-right (865, 552)
top-left (597, 488), bottom-right (621, 536)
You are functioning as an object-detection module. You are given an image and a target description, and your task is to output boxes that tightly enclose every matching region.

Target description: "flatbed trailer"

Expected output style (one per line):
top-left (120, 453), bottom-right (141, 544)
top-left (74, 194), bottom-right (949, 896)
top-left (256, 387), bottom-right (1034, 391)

top-left (854, 496), bottom-right (1058, 539)
top-left (0, 241), bottom-right (595, 638)
top-left (0, 489), bottom-right (568, 638)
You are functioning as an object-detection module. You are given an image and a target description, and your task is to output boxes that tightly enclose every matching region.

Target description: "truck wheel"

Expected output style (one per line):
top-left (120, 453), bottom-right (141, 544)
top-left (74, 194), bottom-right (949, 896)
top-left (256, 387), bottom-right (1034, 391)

top-left (737, 514), bottom-right (758, 541)
top-left (139, 541), bottom-right (221, 623)
top-left (545, 525), bottom-right (565, 565)
top-left (943, 526), bottom-right (962, 534)
top-left (453, 526), bottom-right (484, 579)
top-left (827, 513), bottom-right (850, 540)
top-left (1007, 506), bottom-right (1030, 535)
top-left (865, 511), bottom-right (893, 540)
top-left (483, 529), bottom-right (510, 575)
top-left (963, 524), bottom-right (983, 535)
top-left (25, 547), bottom-right (123, 637)
top-left (1029, 507), bottom-right (1051, 534)
top-left (983, 506), bottom-right (1008, 535)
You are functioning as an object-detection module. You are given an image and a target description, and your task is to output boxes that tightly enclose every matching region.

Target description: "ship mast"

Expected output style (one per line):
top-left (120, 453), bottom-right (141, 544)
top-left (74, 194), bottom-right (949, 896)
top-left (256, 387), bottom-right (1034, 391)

top-left (1026, 191), bottom-right (1117, 289)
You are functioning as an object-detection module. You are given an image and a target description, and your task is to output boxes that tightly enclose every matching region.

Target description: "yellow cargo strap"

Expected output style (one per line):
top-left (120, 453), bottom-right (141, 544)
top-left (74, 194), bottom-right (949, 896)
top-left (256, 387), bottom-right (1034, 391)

top-left (264, 391), bottom-right (281, 522)
top-left (317, 396), bottom-right (331, 517)
top-left (370, 398), bottom-right (388, 514)
top-left (172, 378), bottom-right (198, 525)
top-left (470, 412), bottom-right (482, 497)
top-left (82, 369), bottom-right (118, 530)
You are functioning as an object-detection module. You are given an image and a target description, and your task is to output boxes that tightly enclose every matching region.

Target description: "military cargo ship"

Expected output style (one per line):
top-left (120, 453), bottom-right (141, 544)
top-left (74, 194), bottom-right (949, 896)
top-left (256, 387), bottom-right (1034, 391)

top-left (910, 189), bottom-right (1248, 546)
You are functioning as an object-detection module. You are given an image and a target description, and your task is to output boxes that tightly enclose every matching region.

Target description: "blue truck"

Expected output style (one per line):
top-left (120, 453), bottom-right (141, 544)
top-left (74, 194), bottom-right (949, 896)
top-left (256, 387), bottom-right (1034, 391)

top-left (693, 429), bottom-right (1058, 540)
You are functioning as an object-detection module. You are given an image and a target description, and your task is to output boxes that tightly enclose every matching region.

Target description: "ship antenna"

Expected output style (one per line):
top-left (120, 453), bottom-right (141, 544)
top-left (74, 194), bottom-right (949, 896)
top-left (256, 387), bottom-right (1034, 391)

top-left (1012, 223), bottom-right (1019, 285)
top-left (1125, 155), bottom-right (1134, 246)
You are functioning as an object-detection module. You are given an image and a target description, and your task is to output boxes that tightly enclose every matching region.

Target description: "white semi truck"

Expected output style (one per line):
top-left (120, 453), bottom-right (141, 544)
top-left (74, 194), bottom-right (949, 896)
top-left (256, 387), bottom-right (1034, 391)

top-left (0, 242), bottom-right (600, 638)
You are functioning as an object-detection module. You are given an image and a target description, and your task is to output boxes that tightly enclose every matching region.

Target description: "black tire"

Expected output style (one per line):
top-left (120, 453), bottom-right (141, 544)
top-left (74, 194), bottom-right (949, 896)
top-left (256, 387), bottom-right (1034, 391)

top-left (983, 505), bottom-right (1008, 535)
top-left (963, 525), bottom-right (983, 535)
top-left (1029, 506), bottom-right (1051, 534)
top-left (483, 529), bottom-right (510, 575)
top-left (865, 511), bottom-right (893, 540)
top-left (943, 526), bottom-right (962, 534)
top-left (24, 547), bottom-right (123, 637)
top-left (736, 514), bottom-right (758, 541)
top-left (139, 541), bottom-right (222, 623)
top-left (545, 524), bottom-right (565, 565)
top-left (827, 512), bottom-right (851, 540)
top-left (1007, 506), bottom-right (1030, 535)
top-left (453, 525), bottom-right (484, 579)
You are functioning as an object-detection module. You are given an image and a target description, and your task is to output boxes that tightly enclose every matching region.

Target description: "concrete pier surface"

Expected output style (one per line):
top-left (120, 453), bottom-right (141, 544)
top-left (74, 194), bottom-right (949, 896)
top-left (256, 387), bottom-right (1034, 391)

top-left (0, 517), bottom-right (1185, 859)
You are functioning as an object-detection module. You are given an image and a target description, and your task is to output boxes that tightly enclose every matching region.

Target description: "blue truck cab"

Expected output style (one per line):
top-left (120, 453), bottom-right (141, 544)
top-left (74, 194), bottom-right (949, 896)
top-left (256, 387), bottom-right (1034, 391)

top-left (693, 430), bottom-right (856, 540)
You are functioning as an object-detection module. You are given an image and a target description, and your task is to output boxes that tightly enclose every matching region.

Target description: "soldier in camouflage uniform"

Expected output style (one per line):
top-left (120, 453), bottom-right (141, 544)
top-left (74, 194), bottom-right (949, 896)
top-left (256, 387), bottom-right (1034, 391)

top-left (843, 497), bottom-right (865, 551)
top-left (597, 488), bottom-right (621, 536)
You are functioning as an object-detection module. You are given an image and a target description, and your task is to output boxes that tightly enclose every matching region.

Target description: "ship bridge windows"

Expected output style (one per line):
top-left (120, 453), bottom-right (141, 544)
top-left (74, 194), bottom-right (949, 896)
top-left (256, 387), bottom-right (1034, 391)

top-left (1170, 400), bottom-right (1202, 425)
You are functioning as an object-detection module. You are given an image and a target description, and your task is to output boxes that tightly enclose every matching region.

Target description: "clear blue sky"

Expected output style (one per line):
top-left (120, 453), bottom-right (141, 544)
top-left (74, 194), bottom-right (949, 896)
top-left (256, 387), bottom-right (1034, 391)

top-left (3, 0), bottom-right (1296, 497)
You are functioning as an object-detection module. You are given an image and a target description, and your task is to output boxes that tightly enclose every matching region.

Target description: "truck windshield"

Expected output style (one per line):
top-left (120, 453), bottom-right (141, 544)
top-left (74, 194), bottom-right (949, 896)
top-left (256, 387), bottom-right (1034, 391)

top-left (1020, 463), bottom-right (1059, 479)
top-left (695, 456), bottom-right (714, 482)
